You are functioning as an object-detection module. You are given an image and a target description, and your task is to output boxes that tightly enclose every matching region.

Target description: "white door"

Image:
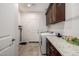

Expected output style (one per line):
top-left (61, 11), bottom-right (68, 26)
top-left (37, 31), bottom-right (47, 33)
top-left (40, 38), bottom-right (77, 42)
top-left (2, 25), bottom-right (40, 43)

top-left (0, 4), bottom-right (18, 56)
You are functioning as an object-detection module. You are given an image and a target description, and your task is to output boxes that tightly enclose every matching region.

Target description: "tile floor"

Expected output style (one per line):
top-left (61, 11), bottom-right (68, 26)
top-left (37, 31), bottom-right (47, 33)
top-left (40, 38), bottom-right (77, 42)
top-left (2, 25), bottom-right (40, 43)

top-left (18, 43), bottom-right (41, 56)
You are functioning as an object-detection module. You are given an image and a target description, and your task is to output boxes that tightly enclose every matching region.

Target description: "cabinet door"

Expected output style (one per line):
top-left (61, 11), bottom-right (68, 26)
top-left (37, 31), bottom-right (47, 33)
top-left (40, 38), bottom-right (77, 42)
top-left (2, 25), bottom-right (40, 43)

top-left (46, 39), bottom-right (62, 56)
top-left (49, 8), bottom-right (53, 24)
top-left (46, 39), bottom-right (55, 56)
top-left (47, 9), bottom-right (52, 25)
top-left (51, 4), bottom-right (56, 23)
top-left (56, 3), bottom-right (65, 22)
top-left (46, 4), bottom-right (53, 25)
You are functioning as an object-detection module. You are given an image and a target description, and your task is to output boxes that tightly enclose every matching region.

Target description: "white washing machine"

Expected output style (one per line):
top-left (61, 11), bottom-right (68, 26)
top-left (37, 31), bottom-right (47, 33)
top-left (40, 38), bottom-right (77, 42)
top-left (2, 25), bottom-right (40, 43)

top-left (40, 32), bottom-right (55, 55)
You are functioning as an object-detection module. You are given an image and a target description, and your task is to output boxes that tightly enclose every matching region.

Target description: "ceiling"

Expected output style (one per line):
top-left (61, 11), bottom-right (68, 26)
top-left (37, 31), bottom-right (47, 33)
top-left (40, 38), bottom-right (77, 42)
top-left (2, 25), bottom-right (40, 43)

top-left (19, 3), bottom-right (49, 13)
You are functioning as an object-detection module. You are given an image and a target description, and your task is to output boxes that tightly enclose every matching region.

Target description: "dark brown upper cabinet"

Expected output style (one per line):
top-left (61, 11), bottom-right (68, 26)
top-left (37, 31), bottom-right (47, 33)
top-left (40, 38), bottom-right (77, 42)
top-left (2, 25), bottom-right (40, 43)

top-left (46, 3), bottom-right (65, 25)
top-left (46, 5), bottom-right (52, 25)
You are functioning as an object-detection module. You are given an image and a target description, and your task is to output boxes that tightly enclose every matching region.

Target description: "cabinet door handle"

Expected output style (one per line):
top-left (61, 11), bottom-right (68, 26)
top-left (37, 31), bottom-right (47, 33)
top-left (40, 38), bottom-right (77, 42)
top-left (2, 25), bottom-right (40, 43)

top-left (12, 39), bottom-right (15, 42)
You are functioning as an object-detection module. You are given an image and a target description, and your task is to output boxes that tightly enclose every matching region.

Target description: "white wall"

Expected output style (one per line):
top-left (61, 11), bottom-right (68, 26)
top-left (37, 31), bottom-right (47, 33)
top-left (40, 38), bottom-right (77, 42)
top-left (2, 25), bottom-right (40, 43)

top-left (47, 21), bottom-right (65, 34)
top-left (0, 4), bottom-right (19, 55)
top-left (64, 3), bottom-right (79, 37)
top-left (20, 12), bottom-right (47, 42)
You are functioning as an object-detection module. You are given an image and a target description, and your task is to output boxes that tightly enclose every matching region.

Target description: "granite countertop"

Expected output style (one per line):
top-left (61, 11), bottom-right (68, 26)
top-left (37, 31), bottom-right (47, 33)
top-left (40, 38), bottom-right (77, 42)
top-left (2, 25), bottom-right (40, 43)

top-left (46, 35), bottom-right (79, 56)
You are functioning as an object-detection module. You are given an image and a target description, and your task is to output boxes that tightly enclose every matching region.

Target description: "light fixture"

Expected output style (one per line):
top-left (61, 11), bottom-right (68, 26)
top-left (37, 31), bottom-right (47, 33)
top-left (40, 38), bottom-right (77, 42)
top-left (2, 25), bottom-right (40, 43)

top-left (27, 4), bottom-right (32, 7)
